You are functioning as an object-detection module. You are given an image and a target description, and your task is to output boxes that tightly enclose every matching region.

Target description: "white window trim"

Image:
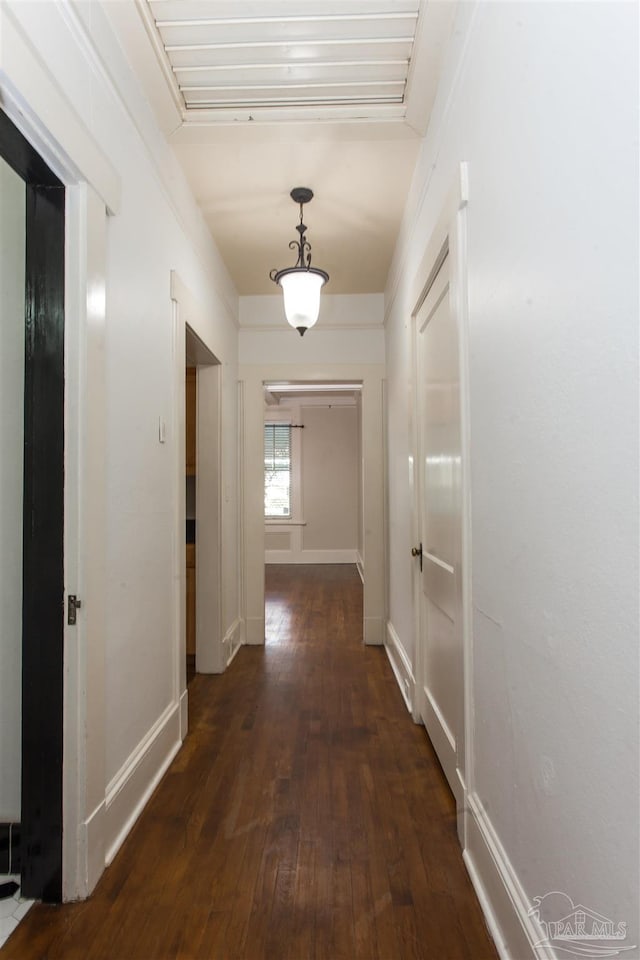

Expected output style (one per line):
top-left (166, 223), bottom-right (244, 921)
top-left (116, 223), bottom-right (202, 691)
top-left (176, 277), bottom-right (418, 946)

top-left (264, 402), bottom-right (303, 525)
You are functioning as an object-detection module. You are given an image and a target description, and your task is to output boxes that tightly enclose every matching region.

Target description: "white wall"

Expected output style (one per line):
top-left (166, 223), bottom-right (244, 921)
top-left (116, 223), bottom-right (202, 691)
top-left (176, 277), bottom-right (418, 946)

top-left (0, 0), bottom-right (240, 893)
top-left (102, 178), bottom-right (236, 785)
top-left (303, 404), bottom-right (358, 551)
top-left (385, 2), bottom-right (639, 956)
top-left (87, 14), bottom-right (239, 843)
top-left (0, 159), bottom-right (25, 822)
top-left (240, 293), bottom-right (385, 366)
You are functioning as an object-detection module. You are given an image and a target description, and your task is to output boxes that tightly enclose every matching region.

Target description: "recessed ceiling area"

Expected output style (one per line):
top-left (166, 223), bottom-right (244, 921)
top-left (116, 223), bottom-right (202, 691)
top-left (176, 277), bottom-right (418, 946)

top-left (154, 2), bottom-right (418, 115)
top-left (142, 0), bottom-right (421, 123)
top-left (104, 1), bottom-right (457, 298)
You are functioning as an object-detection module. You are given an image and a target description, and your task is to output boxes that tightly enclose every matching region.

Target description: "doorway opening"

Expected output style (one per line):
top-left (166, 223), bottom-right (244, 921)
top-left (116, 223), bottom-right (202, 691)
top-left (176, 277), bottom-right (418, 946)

top-left (184, 325), bottom-right (221, 685)
top-left (262, 381), bottom-right (364, 643)
top-left (0, 110), bottom-right (65, 906)
top-left (240, 364), bottom-right (384, 650)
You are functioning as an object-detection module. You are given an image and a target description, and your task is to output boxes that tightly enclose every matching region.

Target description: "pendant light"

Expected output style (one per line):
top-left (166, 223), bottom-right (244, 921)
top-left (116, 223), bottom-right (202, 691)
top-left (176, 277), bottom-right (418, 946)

top-left (270, 187), bottom-right (329, 336)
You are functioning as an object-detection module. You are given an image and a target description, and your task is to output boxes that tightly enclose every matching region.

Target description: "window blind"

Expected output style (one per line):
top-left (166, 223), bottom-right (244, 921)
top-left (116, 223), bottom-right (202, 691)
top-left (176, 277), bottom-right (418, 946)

top-left (264, 423), bottom-right (292, 518)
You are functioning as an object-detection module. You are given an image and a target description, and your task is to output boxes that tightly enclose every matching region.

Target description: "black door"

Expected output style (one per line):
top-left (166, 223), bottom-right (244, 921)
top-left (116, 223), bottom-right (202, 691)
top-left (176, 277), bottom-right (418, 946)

top-left (0, 110), bottom-right (65, 902)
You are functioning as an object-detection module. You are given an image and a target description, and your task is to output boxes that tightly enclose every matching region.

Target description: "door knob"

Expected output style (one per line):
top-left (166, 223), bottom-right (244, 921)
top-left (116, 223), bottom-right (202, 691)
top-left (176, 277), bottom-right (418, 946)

top-left (411, 542), bottom-right (423, 571)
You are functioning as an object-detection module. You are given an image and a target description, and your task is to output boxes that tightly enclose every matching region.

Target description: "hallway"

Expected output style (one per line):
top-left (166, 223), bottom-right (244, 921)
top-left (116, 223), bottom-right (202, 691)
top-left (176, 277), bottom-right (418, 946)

top-left (3, 565), bottom-right (496, 960)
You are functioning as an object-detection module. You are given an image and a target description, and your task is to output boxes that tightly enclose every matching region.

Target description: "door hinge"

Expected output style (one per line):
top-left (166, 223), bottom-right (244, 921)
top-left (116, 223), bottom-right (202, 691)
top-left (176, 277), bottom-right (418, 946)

top-left (67, 594), bottom-right (82, 625)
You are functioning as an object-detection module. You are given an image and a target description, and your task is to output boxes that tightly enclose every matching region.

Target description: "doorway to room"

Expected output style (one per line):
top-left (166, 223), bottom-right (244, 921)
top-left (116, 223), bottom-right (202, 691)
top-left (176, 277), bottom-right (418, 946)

top-left (240, 364), bottom-right (385, 651)
top-left (185, 360), bottom-right (197, 682)
top-left (262, 381), bottom-right (364, 643)
top-left (183, 325), bottom-right (221, 685)
top-left (0, 110), bottom-right (65, 903)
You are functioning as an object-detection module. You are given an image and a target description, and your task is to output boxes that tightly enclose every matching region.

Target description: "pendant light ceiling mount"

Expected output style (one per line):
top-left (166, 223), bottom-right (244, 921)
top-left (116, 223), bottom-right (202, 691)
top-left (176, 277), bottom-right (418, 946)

top-left (270, 187), bottom-right (329, 337)
top-left (289, 186), bottom-right (314, 206)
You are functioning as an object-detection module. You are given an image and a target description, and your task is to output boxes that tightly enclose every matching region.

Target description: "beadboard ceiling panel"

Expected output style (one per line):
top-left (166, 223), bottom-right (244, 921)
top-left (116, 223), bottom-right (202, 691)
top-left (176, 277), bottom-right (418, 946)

top-left (167, 40), bottom-right (413, 69)
top-left (146, 0), bottom-right (419, 117)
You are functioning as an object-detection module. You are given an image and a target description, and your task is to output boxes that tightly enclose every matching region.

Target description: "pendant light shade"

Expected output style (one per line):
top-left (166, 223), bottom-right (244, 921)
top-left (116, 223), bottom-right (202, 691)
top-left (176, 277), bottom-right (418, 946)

top-left (278, 269), bottom-right (325, 332)
top-left (270, 188), bottom-right (329, 336)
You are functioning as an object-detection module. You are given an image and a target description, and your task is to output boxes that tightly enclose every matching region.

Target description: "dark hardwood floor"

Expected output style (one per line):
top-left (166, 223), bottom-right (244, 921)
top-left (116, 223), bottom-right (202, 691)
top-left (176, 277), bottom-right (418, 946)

top-left (2, 564), bottom-right (497, 960)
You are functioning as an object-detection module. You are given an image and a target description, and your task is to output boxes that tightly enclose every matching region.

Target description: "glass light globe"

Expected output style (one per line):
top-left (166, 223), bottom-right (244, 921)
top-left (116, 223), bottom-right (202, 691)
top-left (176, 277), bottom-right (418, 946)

top-left (279, 270), bottom-right (326, 335)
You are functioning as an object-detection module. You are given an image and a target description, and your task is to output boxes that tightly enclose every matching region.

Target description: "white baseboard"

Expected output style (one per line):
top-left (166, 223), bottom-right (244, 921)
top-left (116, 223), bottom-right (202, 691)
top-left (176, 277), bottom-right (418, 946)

top-left (77, 799), bottom-right (106, 898)
top-left (224, 617), bottom-right (242, 665)
top-left (104, 701), bottom-right (182, 866)
top-left (464, 792), bottom-right (549, 960)
top-left (356, 552), bottom-right (364, 583)
top-left (265, 549), bottom-right (358, 564)
top-left (244, 616), bottom-right (265, 645)
top-left (364, 616), bottom-right (384, 645)
top-left (179, 688), bottom-right (188, 740)
top-left (384, 621), bottom-right (414, 712)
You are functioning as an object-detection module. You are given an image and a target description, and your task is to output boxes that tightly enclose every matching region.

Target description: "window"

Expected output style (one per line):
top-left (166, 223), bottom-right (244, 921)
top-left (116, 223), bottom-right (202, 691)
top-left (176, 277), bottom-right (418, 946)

top-left (264, 423), bottom-right (292, 518)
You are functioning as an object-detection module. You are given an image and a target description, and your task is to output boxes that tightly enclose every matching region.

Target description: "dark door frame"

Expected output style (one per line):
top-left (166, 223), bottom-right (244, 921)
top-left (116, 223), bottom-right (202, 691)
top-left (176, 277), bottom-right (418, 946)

top-left (0, 110), bottom-right (65, 902)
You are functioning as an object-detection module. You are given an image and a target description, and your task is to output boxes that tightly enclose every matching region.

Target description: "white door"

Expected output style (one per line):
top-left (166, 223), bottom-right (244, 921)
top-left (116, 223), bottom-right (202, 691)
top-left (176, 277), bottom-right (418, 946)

top-left (415, 249), bottom-right (465, 812)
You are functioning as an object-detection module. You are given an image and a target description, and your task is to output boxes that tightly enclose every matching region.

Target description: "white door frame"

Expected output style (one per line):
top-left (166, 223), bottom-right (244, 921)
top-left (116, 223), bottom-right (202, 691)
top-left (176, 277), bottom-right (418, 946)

top-left (170, 274), bottom-right (224, 740)
top-left (410, 163), bottom-right (472, 843)
top-left (239, 362), bottom-right (386, 648)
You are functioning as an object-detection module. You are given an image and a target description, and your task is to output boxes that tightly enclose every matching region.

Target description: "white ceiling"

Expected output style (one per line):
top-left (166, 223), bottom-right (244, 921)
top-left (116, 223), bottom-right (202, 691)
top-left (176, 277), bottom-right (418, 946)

top-left (106, 0), bottom-right (456, 296)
